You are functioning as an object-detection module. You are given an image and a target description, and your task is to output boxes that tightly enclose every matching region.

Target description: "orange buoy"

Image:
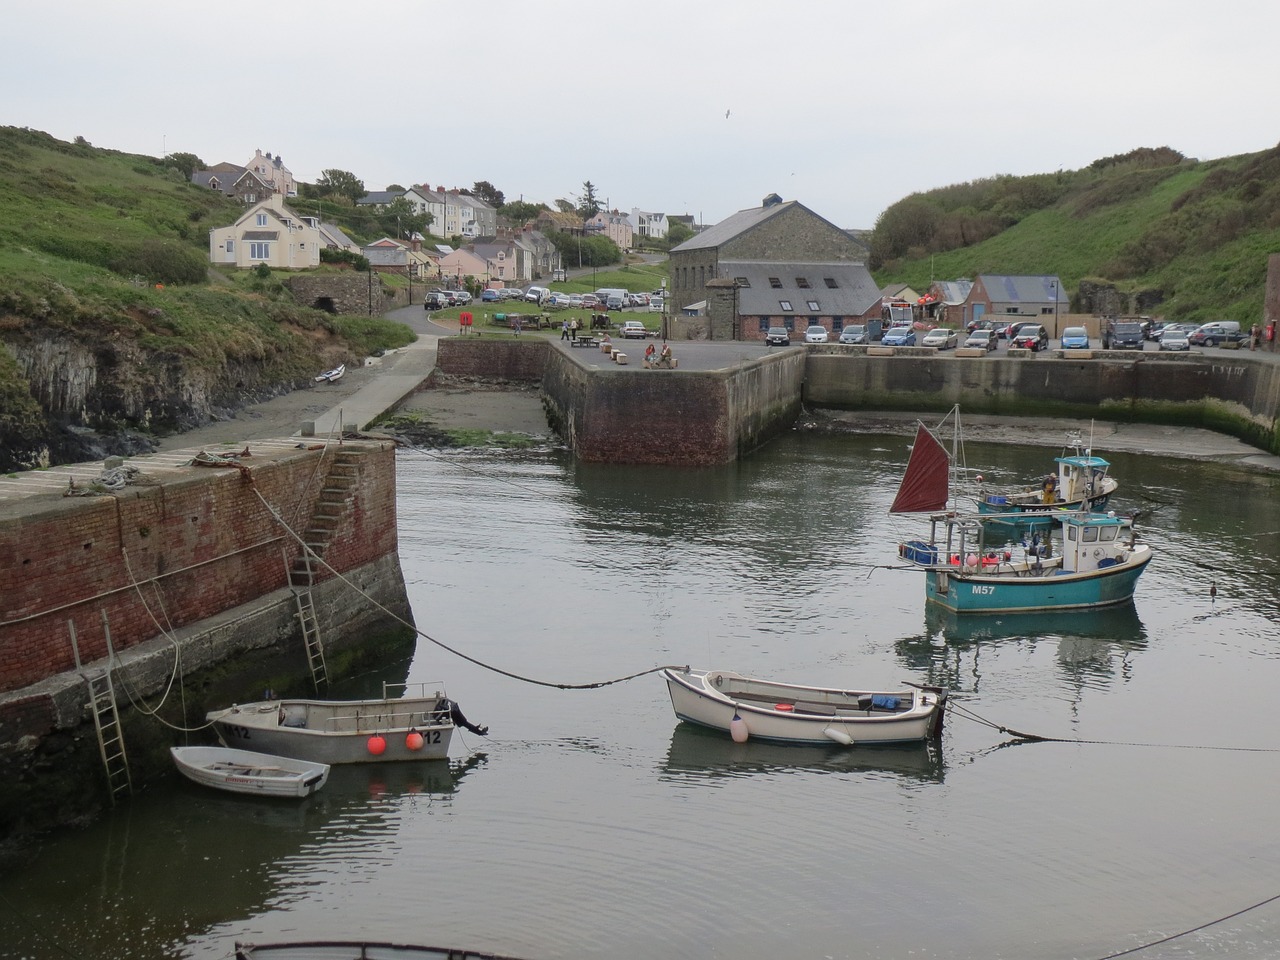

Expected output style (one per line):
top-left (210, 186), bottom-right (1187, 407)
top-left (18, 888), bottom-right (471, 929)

top-left (367, 734), bottom-right (387, 756)
top-left (405, 730), bottom-right (424, 751)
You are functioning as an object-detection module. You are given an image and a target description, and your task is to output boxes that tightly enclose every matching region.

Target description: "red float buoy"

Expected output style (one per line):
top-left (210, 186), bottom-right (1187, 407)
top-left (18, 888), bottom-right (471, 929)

top-left (775, 703), bottom-right (794, 712)
top-left (367, 734), bottom-right (387, 756)
top-left (405, 730), bottom-right (424, 751)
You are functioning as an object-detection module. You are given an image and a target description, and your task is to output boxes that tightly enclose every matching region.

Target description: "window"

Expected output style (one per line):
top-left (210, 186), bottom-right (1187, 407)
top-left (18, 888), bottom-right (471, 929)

top-left (255, 213), bottom-right (268, 227)
top-left (783, 318), bottom-right (795, 331)
top-left (779, 300), bottom-right (793, 312)
top-left (824, 278), bottom-right (839, 289)
top-left (795, 277), bottom-right (811, 288)
top-left (249, 242), bottom-right (271, 260)
top-left (735, 277), bottom-right (749, 287)
top-left (768, 277), bottom-right (782, 288)
top-left (1006, 307), bottom-right (1019, 314)
top-left (758, 317), bottom-right (770, 332)
top-left (807, 300), bottom-right (820, 312)
top-left (832, 317), bottom-right (844, 332)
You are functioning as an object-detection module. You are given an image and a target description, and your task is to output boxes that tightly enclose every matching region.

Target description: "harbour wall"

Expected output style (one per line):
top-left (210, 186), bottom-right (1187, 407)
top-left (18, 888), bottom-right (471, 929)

top-left (438, 339), bottom-right (807, 465)
top-left (0, 440), bottom-right (414, 838)
top-left (803, 347), bottom-right (1280, 454)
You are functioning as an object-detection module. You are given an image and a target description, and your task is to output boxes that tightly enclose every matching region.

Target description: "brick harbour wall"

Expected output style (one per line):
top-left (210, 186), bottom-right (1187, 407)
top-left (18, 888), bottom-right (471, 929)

top-left (436, 337), bottom-right (549, 381)
top-left (0, 440), bottom-right (401, 693)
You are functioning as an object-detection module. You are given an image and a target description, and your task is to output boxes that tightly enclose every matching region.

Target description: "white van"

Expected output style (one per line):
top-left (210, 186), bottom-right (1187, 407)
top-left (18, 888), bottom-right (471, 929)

top-left (524, 286), bottom-right (549, 304)
top-left (595, 288), bottom-right (629, 309)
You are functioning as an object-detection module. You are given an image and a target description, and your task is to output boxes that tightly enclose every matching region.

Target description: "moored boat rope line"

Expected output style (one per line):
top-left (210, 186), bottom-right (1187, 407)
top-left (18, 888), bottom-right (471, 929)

top-left (947, 699), bottom-right (1280, 753)
top-left (252, 487), bottom-right (688, 690)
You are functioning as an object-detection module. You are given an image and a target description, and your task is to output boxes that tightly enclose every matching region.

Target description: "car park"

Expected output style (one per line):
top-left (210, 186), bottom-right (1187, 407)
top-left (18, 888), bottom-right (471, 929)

top-left (838, 325), bottom-right (867, 344)
top-left (804, 325), bottom-right (829, 343)
top-left (1012, 325), bottom-right (1049, 351)
top-left (1158, 325), bottom-right (1193, 351)
top-left (963, 329), bottom-right (997, 352)
top-left (1060, 327), bottom-right (1090, 349)
top-left (765, 327), bottom-right (791, 346)
top-left (922, 327), bottom-right (958, 349)
top-left (881, 326), bottom-right (916, 346)
top-left (621, 320), bottom-right (648, 339)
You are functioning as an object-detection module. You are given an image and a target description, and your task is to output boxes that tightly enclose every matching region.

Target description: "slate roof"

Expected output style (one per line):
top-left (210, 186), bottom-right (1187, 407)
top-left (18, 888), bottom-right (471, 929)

top-left (671, 200), bottom-right (798, 252)
top-left (721, 260), bottom-right (882, 316)
top-left (979, 275), bottom-right (1066, 304)
top-left (934, 279), bottom-right (973, 305)
top-left (357, 190), bottom-right (401, 207)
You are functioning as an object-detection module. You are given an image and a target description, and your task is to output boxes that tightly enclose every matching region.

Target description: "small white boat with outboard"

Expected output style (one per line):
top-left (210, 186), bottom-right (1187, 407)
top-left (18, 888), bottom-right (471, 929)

top-left (170, 745), bottom-right (329, 798)
top-left (207, 684), bottom-right (488, 765)
top-left (662, 668), bottom-right (947, 746)
top-left (235, 941), bottom-right (532, 959)
top-left (314, 363), bottom-right (345, 383)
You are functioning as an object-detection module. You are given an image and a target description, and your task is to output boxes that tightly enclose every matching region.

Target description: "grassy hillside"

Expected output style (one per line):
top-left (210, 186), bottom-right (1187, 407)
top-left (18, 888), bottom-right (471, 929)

top-left (0, 128), bottom-right (414, 466)
top-left (872, 145), bottom-right (1280, 324)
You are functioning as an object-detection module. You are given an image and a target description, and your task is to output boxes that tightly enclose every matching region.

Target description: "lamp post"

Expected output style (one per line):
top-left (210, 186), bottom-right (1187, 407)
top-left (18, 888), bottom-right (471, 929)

top-left (1051, 280), bottom-right (1060, 339)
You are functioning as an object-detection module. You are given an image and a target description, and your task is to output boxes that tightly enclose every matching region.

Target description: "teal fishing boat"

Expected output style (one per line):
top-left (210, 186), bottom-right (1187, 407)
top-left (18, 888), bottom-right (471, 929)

top-left (976, 447), bottom-right (1117, 534)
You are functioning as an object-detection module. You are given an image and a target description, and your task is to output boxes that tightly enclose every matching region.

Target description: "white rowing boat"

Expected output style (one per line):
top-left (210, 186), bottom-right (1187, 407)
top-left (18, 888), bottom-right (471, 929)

top-left (170, 746), bottom-right (329, 798)
top-left (662, 668), bottom-right (946, 746)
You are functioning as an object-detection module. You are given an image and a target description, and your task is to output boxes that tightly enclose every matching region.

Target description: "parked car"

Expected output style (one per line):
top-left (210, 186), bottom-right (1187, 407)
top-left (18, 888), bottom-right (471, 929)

top-left (804, 325), bottom-right (829, 343)
top-left (1012, 325), bottom-right (1049, 351)
top-left (1188, 321), bottom-right (1243, 346)
top-left (548, 292), bottom-right (574, 307)
top-left (1158, 325), bottom-right (1193, 351)
top-left (423, 291), bottom-right (449, 310)
top-left (648, 297), bottom-right (664, 313)
top-left (881, 326), bottom-right (916, 347)
top-left (1102, 319), bottom-right (1144, 349)
top-left (765, 327), bottom-right (791, 346)
top-left (922, 327), bottom-right (958, 349)
top-left (606, 296), bottom-right (625, 311)
top-left (963, 329), bottom-right (997, 352)
top-left (1001, 320), bottom-right (1039, 341)
top-left (580, 294), bottom-right (601, 309)
top-left (630, 293), bottom-right (650, 307)
top-left (500, 287), bottom-right (524, 300)
top-left (451, 290), bottom-right (472, 305)
top-left (568, 294), bottom-right (585, 308)
top-left (1143, 319), bottom-right (1166, 340)
top-left (480, 289), bottom-right (501, 302)
top-left (838, 325), bottom-right (867, 344)
top-left (1060, 327), bottom-right (1090, 349)
top-left (620, 321), bottom-right (648, 339)
top-left (525, 286), bottom-right (549, 304)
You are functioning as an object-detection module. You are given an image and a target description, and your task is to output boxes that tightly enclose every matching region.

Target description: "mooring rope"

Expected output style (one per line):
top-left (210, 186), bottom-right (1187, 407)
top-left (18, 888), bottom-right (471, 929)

top-left (252, 487), bottom-right (686, 690)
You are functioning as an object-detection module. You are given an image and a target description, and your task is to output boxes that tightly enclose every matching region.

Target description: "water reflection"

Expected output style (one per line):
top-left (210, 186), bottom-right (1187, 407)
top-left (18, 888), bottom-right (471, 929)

top-left (923, 598), bottom-right (1147, 647)
top-left (659, 722), bottom-right (944, 785)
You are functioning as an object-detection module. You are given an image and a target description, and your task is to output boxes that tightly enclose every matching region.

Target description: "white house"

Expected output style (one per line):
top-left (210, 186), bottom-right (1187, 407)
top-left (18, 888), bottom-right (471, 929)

top-left (631, 208), bottom-right (669, 240)
top-left (208, 194), bottom-right (321, 269)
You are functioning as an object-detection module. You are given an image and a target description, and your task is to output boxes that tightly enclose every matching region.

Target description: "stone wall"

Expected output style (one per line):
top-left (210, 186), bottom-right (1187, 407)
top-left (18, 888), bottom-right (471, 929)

top-left (435, 337), bottom-right (549, 381)
top-left (542, 347), bottom-right (805, 465)
top-left (286, 273), bottom-right (395, 315)
top-left (804, 350), bottom-right (1280, 452)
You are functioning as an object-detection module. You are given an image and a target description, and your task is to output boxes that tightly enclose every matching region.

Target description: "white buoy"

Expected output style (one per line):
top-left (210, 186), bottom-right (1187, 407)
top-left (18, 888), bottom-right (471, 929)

top-left (823, 725), bottom-right (854, 746)
top-left (729, 712), bottom-right (749, 743)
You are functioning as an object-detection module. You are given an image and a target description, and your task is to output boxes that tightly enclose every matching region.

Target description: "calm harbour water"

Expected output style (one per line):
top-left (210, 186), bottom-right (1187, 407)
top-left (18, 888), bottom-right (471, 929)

top-left (4, 429), bottom-right (1280, 960)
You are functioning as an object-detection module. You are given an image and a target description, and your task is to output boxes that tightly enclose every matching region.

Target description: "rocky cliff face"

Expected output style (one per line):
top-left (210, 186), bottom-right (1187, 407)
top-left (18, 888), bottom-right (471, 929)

top-left (1, 332), bottom-right (314, 470)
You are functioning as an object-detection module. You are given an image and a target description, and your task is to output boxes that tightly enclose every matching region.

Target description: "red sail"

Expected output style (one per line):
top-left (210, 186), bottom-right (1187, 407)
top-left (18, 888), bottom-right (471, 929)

top-left (889, 424), bottom-right (950, 513)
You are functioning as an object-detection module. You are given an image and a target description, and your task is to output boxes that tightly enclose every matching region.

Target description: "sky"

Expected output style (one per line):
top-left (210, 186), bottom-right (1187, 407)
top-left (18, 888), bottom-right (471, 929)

top-left (4, 0), bottom-right (1279, 231)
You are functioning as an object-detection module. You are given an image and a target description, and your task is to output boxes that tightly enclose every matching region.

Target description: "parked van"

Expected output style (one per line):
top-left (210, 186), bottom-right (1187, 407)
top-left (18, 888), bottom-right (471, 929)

top-left (524, 286), bottom-right (549, 304)
top-left (1188, 320), bottom-right (1242, 346)
top-left (1102, 319), bottom-right (1144, 350)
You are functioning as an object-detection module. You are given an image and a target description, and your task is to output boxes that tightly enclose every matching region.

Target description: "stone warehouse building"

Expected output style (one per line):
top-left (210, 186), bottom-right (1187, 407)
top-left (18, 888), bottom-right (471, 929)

top-left (667, 194), bottom-right (871, 341)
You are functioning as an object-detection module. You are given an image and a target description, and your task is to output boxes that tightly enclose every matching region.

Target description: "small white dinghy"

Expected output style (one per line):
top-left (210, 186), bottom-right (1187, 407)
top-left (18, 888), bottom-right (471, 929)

top-left (170, 746), bottom-right (329, 798)
top-left (663, 668), bottom-right (947, 746)
top-left (314, 363), bottom-right (345, 383)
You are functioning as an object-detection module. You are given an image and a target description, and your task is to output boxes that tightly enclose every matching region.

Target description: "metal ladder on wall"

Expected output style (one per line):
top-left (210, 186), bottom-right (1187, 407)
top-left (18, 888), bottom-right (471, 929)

top-left (69, 617), bottom-right (132, 803)
top-left (284, 547), bottom-right (328, 690)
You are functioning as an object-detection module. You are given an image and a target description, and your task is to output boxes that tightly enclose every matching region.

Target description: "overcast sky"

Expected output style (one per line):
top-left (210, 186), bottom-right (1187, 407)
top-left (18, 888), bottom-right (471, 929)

top-left (5, 0), bottom-right (1277, 230)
